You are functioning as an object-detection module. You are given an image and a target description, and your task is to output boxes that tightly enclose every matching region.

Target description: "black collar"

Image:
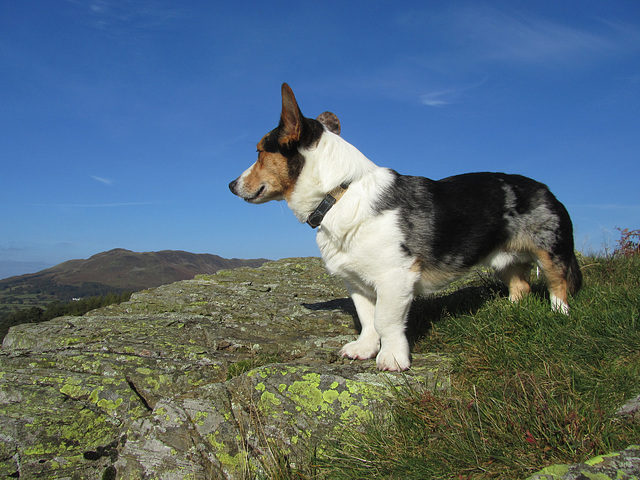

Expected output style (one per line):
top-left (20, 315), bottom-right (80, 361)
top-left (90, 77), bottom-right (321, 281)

top-left (306, 183), bottom-right (350, 229)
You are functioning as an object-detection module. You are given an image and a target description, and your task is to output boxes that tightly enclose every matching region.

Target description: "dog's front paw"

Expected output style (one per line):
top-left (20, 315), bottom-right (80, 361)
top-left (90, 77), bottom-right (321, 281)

top-left (340, 339), bottom-right (380, 360)
top-left (376, 349), bottom-right (411, 372)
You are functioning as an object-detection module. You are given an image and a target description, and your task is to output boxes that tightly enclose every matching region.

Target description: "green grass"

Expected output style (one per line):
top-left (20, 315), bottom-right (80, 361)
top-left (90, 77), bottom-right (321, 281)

top-left (226, 353), bottom-right (288, 380)
top-left (319, 255), bottom-right (640, 479)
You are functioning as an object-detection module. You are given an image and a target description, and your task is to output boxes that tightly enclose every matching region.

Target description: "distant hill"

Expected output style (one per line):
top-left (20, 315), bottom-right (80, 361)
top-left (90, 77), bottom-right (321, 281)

top-left (0, 249), bottom-right (269, 314)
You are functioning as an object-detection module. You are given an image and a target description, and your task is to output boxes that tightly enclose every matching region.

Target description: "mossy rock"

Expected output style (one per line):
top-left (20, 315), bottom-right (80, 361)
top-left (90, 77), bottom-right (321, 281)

top-left (3, 257), bottom-right (633, 478)
top-left (0, 258), bottom-right (451, 479)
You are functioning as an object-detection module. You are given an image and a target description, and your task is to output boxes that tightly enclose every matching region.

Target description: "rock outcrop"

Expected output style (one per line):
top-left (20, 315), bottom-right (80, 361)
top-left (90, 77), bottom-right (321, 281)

top-left (0, 258), bottom-right (449, 479)
top-left (0, 257), bottom-right (637, 479)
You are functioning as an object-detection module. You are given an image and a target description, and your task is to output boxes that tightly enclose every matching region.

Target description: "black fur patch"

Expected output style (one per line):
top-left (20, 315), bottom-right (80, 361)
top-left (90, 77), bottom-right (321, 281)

top-left (376, 171), bottom-right (575, 269)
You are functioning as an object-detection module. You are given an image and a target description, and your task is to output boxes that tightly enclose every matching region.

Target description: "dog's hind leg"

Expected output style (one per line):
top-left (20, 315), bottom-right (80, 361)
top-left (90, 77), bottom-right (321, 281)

top-left (497, 263), bottom-right (532, 303)
top-left (340, 286), bottom-right (380, 360)
top-left (535, 250), bottom-right (570, 315)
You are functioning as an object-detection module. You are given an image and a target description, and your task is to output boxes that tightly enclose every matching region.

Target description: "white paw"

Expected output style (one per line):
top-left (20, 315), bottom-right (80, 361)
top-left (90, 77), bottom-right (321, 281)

top-left (376, 349), bottom-right (411, 372)
top-left (340, 339), bottom-right (380, 360)
top-left (551, 295), bottom-right (570, 315)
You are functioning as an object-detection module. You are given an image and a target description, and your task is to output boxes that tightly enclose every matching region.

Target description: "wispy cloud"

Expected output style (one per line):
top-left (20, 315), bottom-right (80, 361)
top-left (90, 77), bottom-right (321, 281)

top-left (389, 6), bottom-right (640, 109)
top-left (67, 0), bottom-right (184, 35)
top-left (420, 90), bottom-right (454, 107)
top-left (420, 78), bottom-right (488, 107)
top-left (397, 5), bottom-right (638, 70)
top-left (347, 6), bottom-right (636, 109)
top-left (449, 6), bottom-right (631, 66)
top-left (91, 175), bottom-right (113, 186)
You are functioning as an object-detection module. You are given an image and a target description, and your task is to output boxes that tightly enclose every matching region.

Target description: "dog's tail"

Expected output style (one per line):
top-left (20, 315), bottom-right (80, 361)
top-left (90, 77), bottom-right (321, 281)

top-left (567, 252), bottom-right (583, 296)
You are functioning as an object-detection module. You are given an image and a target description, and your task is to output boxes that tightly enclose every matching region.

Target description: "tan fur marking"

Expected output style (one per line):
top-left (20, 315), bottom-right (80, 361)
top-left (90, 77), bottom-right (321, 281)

top-left (498, 264), bottom-right (532, 302)
top-left (243, 149), bottom-right (296, 201)
top-left (504, 235), bottom-right (537, 253)
top-left (411, 259), bottom-right (460, 292)
top-left (535, 249), bottom-right (568, 305)
top-left (409, 259), bottom-right (422, 274)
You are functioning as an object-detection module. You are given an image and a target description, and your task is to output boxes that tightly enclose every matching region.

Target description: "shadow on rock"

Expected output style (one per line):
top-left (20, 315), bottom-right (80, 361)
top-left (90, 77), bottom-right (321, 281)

top-left (303, 280), bottom-right (509, 348)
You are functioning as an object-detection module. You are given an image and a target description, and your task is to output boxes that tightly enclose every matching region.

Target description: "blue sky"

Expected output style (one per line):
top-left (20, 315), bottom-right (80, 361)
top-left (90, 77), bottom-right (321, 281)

top-left (1, 1), bottom-right (639, 279)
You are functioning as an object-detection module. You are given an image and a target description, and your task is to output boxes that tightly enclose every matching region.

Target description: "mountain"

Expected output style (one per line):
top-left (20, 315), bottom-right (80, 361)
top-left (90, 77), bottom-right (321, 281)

top-left (0, 249), bottom-right (269, 313)
top-left (29, 248), bottom-right (269, 290)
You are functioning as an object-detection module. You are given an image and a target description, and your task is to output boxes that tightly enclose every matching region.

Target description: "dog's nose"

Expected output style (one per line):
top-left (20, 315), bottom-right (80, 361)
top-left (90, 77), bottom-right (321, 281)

top-left (229, 179), bottom-right (238, 194)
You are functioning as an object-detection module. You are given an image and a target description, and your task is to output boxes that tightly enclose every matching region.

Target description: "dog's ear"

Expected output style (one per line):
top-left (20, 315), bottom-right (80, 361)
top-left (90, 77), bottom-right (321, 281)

top-left (316, 112), bottom-right (341, 136)
top-left (279, 83), bottom-right (303, 146)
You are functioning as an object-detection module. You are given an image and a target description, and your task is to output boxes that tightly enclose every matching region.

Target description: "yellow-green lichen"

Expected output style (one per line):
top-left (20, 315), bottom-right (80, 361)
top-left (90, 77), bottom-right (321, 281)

top-left (59, 383), bottom-right (84, 398)
top-left (575, 473), bottom-right (616, 480)
top-left (205, 432), bottom-right (249, 472)
top-left (322, 389), bottom-right (340, 404)
top-left (260, 391), bottom-right (281, 408)
top-left (287, 377), bottom-right (325, 414)
top-left (22, 407), bottom-right (115, 460)
top-left (584, 451), bottom-right (620, 466)
top-left (88, 386), bottom-right (103, 404)
top-left (194, 411), bottom-right (209, 426)
top-left (96, 397), bottom-right (123, 410)
top-left (250, 367), bottom-right (384, 428)
top-left (527, 464), bottom-right (570, 478)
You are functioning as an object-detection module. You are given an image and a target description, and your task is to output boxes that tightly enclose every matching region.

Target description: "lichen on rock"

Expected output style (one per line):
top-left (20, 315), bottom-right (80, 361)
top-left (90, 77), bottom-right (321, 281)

top-left (1, 257), bottom-right (637, 479)
top-left (0, 257), bottom-right (450, 479)
top-left (526, 445), bottom-right (640, 480)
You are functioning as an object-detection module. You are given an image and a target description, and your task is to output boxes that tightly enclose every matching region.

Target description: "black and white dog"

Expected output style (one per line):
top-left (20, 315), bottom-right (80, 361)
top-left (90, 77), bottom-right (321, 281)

top-left (230, 84), bottom-right (582, 371)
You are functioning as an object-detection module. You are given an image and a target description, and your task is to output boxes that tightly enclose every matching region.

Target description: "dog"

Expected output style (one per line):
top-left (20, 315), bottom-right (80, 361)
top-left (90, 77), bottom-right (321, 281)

top-left (229, 83), bottom-right (582, 371)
